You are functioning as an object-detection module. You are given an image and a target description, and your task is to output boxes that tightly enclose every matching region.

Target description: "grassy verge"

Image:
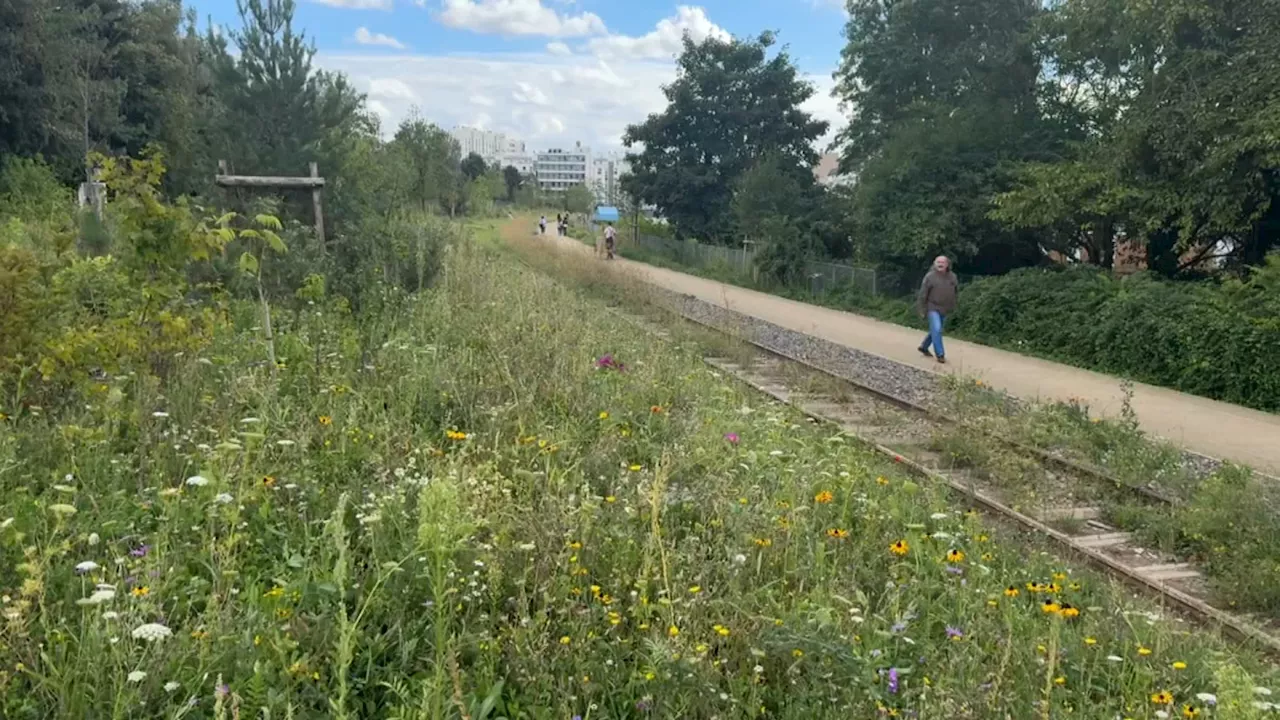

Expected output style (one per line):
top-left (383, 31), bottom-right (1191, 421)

top-left (0, 220), bottom-right (1275, 717)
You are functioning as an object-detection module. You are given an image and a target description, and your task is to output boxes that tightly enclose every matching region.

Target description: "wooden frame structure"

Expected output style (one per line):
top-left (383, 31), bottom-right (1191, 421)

top-left (215, 161), bottom-right (327, 253)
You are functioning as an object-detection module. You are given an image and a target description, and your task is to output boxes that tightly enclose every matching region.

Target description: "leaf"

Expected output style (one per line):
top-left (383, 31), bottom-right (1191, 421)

top-left (239, 228), bottom-right (261, 240)
top-left (216, 211), bottom-right (237, 227)
top-left (262, 229), bottom-right (288, 254)
top-left (255, 213), bottom-right (283, 231)
top-left (238, 252), bottom-right (259, 274)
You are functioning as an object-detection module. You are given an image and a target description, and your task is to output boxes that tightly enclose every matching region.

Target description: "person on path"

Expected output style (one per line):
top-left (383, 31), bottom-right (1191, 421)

top-left (604, 223), bottom-right (617, 260)
top-left (539, 215), bottom-right (547, 235)
top-left (917, 255), bottom-right (958, 364)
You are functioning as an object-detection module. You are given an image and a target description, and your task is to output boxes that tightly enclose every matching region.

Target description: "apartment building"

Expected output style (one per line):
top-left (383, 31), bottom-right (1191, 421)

top-left (535, 143), bottom-right (591, 192)
top-left (589, 154), bottom-right (630, 205)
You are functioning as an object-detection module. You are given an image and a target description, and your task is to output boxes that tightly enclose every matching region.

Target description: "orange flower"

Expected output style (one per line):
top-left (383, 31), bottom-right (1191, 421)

top-left (814, 491), bottom-right (834, 504)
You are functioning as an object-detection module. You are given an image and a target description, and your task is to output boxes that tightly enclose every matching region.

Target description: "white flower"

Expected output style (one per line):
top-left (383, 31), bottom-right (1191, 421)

top-left (732, 553), bottom-right (747, 565)
top-left (185, 475), bottom-right (209, 487)
top-left (517, 542), bottom-right (536, 551)
top-left (75, 560), bottom-right (100, 573)
top-left (131, 622), bottom-right (173, 642)
top-left (87, 532), bottom-right (100, 546)
top-left (1257, 687), bottom-right (1274, 696)
top-left (753, 665), bottom-right (764, 673)
top-left (164, 681), bottom-right (180, 692)
top-left (1195, 693), bottom-right (1217, 705)
top-left (152, 411), bottom-right (169, 418)
top-left (102, 611), bottom-right (119, 620)
top-left (214, 493), bottom-right (234, 504)
top-left (240, 417), bottom-right (261, 424)
top-left (1106, 655), bottom-right (1123, 662)
top-left (930, 512), bottom-right (949, 520)
top-left (1154, 712), bottom-right (1168, 720)
top-left (76, 588), bottom-right (115, 606)
top-left (276, 440), bottom-right (296, 447)
top-left (127, 670), bottom-right (147, 683)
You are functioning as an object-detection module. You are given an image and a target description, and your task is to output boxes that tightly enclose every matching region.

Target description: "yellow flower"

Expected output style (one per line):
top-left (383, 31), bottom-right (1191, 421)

top-left (318, 415), bottom-right (332, 426)
top-left (1059, 604), bottom-right (1080, 619)
top-left (598, 411), bottom-right (609, 420)
top-left (713, 624), bottom-right (730, 637)
top-left (827, 528), bottom-right (849, 539)
top-left (1084, 637), bottom-right (1097, 646)
top-left (1182, 704), bottom-right (1200, 718)
top-left (559, 636), bottom-right (571, 645)
top-left (446, 430), bottom-right (468, 441)
top-left (791, 648), bottom-right (804, 658)
top-left (754, 538), bottom-right (772, 548)
top-left (876, 476), bottom-right (889, 486)
top-left (131, 586), bottom-right (150, 598)
top-left (568, 541), bottom-right (582, 550)
top-left (1151, 690), bottom-right (1173, 705)
top-left (667, 625), bottom-right (680, 638)
top-left (262, 475), bottom-right (276, 488)
top-left (977, 534), bottom-right (989, 543)
top-left (605, 495), bottom-right (617, 503)
top-left (1053, 572), bottom-right (1067, 581)
top-left (608, 612), bottom-right (621, 626)
top-left (1172, 661), bottom-right (1187, 670)
top-left (1004, 585), bottom-right (1020, 597)
top-left (814, 490), bottom-right (834, 504)
top-left (986, 599), bottom-right (999, 608)
top-left (590, 585), bottom-right (602, 597)
top-left (890, 540), bottom-right (910, 556)
top-left (947, 548), bottom-right (965, 563)
top-left (629, 464), bottom-right (642, 472)
top-left (644, 671), bottom-right (655, 681)
top-left (695, 643), bottom-right (709, 653)
top-left (1054, 676), bottom-right (1066, 686)
top-left (981, 552), bottom-right (994, 562)
top-left (688, 585), bottom-right (702, 594)
top-left (1041, 600), bottom-right (1061, 614)
top-left (1138, 646), bottom-right (1153, 656)
top-left (263, 586), bottom-right (285, 599)
top-left (190, 629), bottom-right (209, 640)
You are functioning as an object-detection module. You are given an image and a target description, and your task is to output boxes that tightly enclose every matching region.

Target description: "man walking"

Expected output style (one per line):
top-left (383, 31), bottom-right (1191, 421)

top-left (917, 255), bottom-right (958, 364)
top-left (539, 215), bottom-right (547, 235)
top-left (603, 222), bottom-right (617, 260)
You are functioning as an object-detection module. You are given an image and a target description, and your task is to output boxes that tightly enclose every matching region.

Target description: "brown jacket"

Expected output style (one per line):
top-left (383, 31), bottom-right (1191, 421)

top-left (918, 270), bottom-right (958, 316)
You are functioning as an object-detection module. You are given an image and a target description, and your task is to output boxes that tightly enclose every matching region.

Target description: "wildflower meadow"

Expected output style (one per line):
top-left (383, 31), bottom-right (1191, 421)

top-left (1, 233), bottom-right (1277, 718)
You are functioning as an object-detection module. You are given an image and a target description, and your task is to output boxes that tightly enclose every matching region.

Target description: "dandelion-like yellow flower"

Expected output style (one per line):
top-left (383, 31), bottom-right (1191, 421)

top-left (605, 495), bottom-right (616, 503)
top-left (446, 430), bottom-right (468, 441)
top-left (667, 625), bottom-right (680, 638)
top-left (608, 612), bottom-right (621, 626)
top-left (263, 586), bottom-right (285, 599)
top-left (1054, 676), bottom-right (1066, 686)
top-left (791, 648), bottom-right (804, 658)
top-left (876, 476), bottom-right (889, 486)
top-left (629, 464), bottom-right (642, 472)
top-left (947, 549), bottom-right (965, 563)
top-left (1172, 661), bottom-right (1187, 670)
top-left (1084, 637), bottom-right (1098, 646)
top-left (598, 411), bottom-right (609, 420)
top-left (814, 490), bottom-right (834, 504)
top-left (714, 624), bottom-right (730, 637)
top-left (827, 528), bottom-right (849, 539)
top-left (1151, 690), bottom-right (1173, 705)
top-left (318, 415), bottom-right (332, 426)
top-left (890, 540), bottom-right (910, 556)
top-left (131, 586), bottom-right (150, 598)
top-left (1138, 646), bottom-right (1153, 656)
top-left (688, 585), bottom-right (702, 595)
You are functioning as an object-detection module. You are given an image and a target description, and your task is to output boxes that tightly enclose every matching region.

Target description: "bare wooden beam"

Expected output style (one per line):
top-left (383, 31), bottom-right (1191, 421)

top-left (310, 162), bottom-right (326, 256)
top-left (215, 175), bottom-right (326, 189)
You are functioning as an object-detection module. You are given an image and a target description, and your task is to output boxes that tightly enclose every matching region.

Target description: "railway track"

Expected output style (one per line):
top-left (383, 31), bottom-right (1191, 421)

top-left (625, 303), bottom-right (1280, 658)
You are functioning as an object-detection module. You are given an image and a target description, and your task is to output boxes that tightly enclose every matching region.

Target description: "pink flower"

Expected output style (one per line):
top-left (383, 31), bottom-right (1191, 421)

top-left (724, 432), bottom-right (740, 445)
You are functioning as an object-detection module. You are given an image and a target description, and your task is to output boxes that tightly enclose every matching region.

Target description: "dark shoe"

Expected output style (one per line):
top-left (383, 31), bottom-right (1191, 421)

top-left (918, 346), bottom-right (933, 358)
top-left (936, 356), bottom-right (947, 365)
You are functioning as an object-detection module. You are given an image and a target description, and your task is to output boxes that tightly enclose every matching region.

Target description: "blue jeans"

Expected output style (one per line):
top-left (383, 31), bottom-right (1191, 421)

top-left (921, 311), bottom-right (946, 358)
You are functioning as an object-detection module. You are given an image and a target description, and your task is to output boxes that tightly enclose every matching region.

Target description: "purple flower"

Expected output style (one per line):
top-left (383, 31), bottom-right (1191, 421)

top-left (888, 668), bottom-right (899, 694)
top-left (945, 565), bottom-right (964, 575)
top-left (215, 683), bottom-right (229, 699)
top-left (724, 432), bottom-right (740, 445)
top-left (890, 621), bottom-right (907, 634)
top-left (635, 698), bottom-right (651, 712)
top-left (594, 354), bottom-right (627, 372)
top-left (946, 625), bottom-right (963, 640)
top-left (130, 544), bottom-right (150, 558)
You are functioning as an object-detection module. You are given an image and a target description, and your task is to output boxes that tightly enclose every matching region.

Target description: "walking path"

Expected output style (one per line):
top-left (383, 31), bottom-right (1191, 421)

top-left (523, 221), bottom-right (1280, 474)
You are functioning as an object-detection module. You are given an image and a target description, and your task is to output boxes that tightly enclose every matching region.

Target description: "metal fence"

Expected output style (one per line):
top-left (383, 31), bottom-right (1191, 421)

top-left (625, 234), bottom-right (885, 296)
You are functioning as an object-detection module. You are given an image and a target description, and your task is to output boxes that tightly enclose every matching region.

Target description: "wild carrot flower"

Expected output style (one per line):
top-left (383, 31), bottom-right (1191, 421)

top-left (75, 561), bottom-right (100, 574)
top-left (185, 475), bottom-right (209, 487)
top-left (814, 490), bottom-right (833, 504)
top-left (131, 622), bottom-right (173, 642)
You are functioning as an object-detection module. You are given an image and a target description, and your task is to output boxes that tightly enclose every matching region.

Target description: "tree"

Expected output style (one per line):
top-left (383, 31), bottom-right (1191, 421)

top-left (460, 152), bottom-right (487, 183)
top-left (391, 111), bottom-right (461, 214)
top-left (563, 184), bottom-right (593, 216)
top-left (834, 0), bottom-right (1052, 274)
top-left (502, 165), bottom-right (522, 201)
top-left (622, 32), bottom-right (828, 243)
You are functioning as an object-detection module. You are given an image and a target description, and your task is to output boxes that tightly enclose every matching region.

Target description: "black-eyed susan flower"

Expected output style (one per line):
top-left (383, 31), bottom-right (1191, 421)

top-left (1004, 585), bottom-right (1020, 597)
top-left (1151, 690), bottom-right (1173, 705)
top-left (814, 490), bottom-right (834, 504)
top-left (827, 528), bottom-right (849, 539)
top-left (318, 415), bottom-right (333, 426)
top-left (754, 537), bottom-right (772, 548)
top-left (1059, 604), bottom-right (1080, 619)
top-left (890, 540), bottom-right (910, 556)
top-left (1041, 600), bottom-right (1061, 614)
top-left (1182, 704), bottom-right (1200, 718)
top-left (947, 548), bottom-right (965, 563)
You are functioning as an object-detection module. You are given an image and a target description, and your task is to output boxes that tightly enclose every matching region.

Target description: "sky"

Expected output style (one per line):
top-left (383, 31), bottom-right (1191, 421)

top-left (193, 0), bottom-right (851, 154)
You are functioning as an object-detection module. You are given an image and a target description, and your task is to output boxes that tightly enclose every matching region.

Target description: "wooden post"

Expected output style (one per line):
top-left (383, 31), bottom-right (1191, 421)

top-left (310, 162), bottom-right (325, 255)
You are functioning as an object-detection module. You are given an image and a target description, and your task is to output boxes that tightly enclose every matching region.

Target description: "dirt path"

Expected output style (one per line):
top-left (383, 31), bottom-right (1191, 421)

top-left (502, 217), bottom-right (1280, 475)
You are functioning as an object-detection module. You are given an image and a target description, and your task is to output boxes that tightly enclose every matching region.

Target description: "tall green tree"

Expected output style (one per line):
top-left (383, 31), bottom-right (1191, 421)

top-left (460, 152), bottom-right (487, 183)
top-left (391, 111), bottom-right (461, 215)
top-left (834, 0), bottom-right (1051, 274)
top-left (622, 32), bottom-right (827, 243)
top-left (502, 165), bottom-right (522, 202)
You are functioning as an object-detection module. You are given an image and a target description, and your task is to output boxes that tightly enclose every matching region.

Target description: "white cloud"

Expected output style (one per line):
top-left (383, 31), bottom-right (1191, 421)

top-left (369, 77), bottom-right (417, 100)
top-left (313, 0), bottom-right (393, 9)
top-left (437, 0), bottom-right (606, 38)
top-left (323, 52), bottom-right (845, 155)
top-left (512, 81), bottom-right (550, 106)
top-left (546, 41), bottom-right (572, 56)
top-left (586, 6), bottom-right (729, 61)
top-left (355, 27), bottom-right (407, 49)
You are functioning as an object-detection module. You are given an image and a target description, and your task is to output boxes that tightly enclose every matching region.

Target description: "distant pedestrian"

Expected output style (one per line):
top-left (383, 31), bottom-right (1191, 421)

top-left (539, 215), bottom-right (547, 235)
top-left (604, 222), bottom-right (616, 259)
top-left (917, 255), bottom-right (958, 364)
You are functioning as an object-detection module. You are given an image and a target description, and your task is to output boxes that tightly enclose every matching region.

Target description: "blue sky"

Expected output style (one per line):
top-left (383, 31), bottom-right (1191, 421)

top-left (193, 1), bottom-right (851, 152)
